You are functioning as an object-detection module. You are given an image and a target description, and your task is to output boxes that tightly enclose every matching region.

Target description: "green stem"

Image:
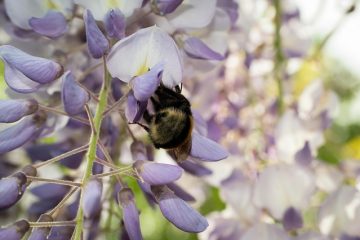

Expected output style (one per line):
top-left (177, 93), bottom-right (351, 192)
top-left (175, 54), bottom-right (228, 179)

top-left (274, 0), bottom-right (284, 114)
top-left (73, 57), bottom-right (111, 240)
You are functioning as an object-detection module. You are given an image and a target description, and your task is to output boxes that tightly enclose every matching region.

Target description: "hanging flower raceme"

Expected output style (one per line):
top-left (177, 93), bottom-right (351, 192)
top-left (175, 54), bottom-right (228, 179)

top-left (0, 45), bottom-right (63, 93)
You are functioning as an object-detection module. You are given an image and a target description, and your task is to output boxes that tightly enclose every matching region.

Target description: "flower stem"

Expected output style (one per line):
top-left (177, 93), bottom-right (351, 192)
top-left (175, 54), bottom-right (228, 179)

top-left (274, 0), bottom-right (285, 114)
top-left (73, 57), bottom-right (111, 240)
top-left (33, 145), bottom-right (88, 168)
top-left (29, 221), bottom-right (76, 227)
top-left (26, 176), bottom-right (81, 187)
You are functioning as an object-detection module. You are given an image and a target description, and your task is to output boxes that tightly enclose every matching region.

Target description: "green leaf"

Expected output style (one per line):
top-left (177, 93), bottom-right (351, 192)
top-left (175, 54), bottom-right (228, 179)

top-left (199, 186), bottom-right (226, 215)
top-left (0, 59), bottom-right (8, 100)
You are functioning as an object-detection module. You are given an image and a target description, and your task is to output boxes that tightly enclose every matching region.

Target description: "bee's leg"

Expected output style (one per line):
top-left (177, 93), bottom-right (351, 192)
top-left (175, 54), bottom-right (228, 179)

top-left (150, 97), bottom-right (161, 111)
top-left (143, 109), bottom-right (153, 123)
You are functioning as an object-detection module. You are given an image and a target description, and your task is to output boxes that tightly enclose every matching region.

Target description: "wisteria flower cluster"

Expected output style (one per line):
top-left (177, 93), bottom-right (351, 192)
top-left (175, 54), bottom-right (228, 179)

top-left (0, 0), bottom-right (230, 239)
top-left (1, 0), bottom-right (360, 240)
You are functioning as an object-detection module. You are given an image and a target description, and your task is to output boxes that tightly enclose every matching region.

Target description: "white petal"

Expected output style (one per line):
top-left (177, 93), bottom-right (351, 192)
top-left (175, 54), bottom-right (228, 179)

top-left (241, 223), bottom-right (289, 240)
top-left (167, 0), bottom-right (217, 29)
top-left (107, 26), bottom-right (182, 88)
top-left (4, 0), bottom-right (47, 29)
top-left (253, 164), bottom-right (315, 219)
top-left (75, 0), bottom-right (108, 20)
top-left (120, 0), bottom-right (142, 17)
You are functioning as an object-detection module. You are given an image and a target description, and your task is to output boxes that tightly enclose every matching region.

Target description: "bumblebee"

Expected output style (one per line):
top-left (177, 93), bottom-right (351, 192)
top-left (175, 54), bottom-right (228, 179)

top-left (142, 85), bottom-right (193, 162)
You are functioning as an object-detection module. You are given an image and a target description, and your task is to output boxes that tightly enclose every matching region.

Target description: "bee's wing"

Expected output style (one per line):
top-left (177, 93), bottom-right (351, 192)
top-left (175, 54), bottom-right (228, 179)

top-left (167, 137), bottom-right (192, 162)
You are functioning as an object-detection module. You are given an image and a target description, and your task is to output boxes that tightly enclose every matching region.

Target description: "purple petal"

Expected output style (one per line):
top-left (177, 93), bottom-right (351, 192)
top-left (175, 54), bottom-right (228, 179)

top-left (83, 178), bottom-right (102, 218)
top-left (177, 161), bottom-right (212, 176)
top-left (28, 199), bottom-right (60, 217)
top-left (62, 71), bottom-right (90, 115)
top-left (118, 188), bottom-right (143, 240)
top-left (131, 63), bottom-right (163, 102)
top-left (341, 234), bottom-right (360, 240)
top-left (184, 37), bottom-right (225, 61)
top-left (29, 11), bottom-right (67, 38)
top-left (30, 183), bottom-right (69, 200)
top-left (192, 110), bottom-right (207, 136)
top-left (28, 214), bottom-right (53, 240)
top-left (152, 186), bottom-right (207, 232)
top-left (190, 132), bottom-right (228, 161)
top-left (0, 220), bottom-right (30, 240)
top-left (0, 45), bottom-right (63, 84)
top-left (4, 60), bottom-right (41, 93)
top-left (104, 8), bottom-right (126, 40)
top-left (0, 99), bottom-right (38, 123)
top-left (137, 181), bottom-right (157, 207)
top-left (152, 0), bottom-right (183, 15)
top-left (125, 90), bottom-right (147, 123)
top-left (217, 0), bottom-right (239, 26)
top-left (84, 10), bottom-right (109, 59)
top-left (130, 141), bottom-right (148, 161)
top-left (0, 172), bottom-right (27, 210)
top-left (133, 160), bottom-right (183, 185)
top-left (167, 182), bottom-right (195, 202)
top-left (295, 141), bottom-right (312, 166)
top-left (48, 226), bottom-right (74, 240)
top-left (282, 207), bottom-right (303, 231)
top-left (0, 116), bottom-right (45, 154)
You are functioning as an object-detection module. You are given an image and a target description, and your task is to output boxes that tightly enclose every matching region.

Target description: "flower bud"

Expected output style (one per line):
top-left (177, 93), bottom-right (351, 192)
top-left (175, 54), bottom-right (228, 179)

top-left (118, 188), bottom-right (143, 240)
top-left (104, 8), bottom-right (126, 40)
top-left (28, 214), bottom-right (53, 240)
top-left (61, 71), bottom-right (90, 116)
top-left (83, 178), bottom-right (102, 218)
top-left (84, 10), bottom-right (109, 59)
top-left (0, 219), bottom-right (30, 240)
top-left (133, 160), bottom-right (183, 185)
top-left (0, 99), bottom-right (38, 123)
top-left (282, 207), bottom-right (303, 232)
top-left (151, 185), bottom-right (208, 232)
top-left (0, 172), bottom-right (27, 210)
top-left (0, 114), bottom-right (46, 154)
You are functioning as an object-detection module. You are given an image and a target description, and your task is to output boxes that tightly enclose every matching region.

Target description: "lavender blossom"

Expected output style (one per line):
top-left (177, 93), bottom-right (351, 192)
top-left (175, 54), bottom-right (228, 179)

top-left (61, 71), bottom-right (90, 116)
top-left (0, 99), bottom-right (38, 123)
top-left (0, 45), bottom-right (63, 93)
top-left (133, 160), bottom-right (183, 185)
top-left (118, 188), bottom-right (143, 240)
top-left (152, 185), bottom-right (208, 232)
top-left (0, 220), bottom-right (30, 240)
top-left (83, 178), bottom-right (103, 218)
top-left (151, 0), bottom-right (183, 15)
top-left (29, 11), bottom-right (68, 38)
top-left (104, 8), bottom-right (126, 40)
top-left (0, 172), bottom-right (27, 210)
top-left (84, 9), bottom-right (109, 59)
